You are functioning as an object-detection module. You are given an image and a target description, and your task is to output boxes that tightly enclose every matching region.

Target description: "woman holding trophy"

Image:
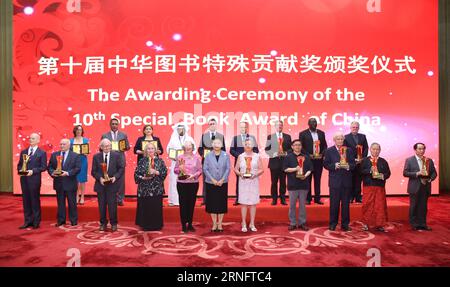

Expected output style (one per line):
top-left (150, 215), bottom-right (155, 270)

top-left (174, 141), bottom-right (203, 233)
top-left (234, 139), bottom-right (263, 232)
top-left (134, 142), bottom-right (167, 231)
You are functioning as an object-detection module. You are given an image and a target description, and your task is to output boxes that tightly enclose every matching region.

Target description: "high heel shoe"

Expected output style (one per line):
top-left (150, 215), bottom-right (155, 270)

top-left (211, 223), bottom-right (218, 232)
top-left (217, 224), bottom-right (223, 232)
top-left (249, 224), bottom-right (257, 232)
top-left (79, 197), bottom-right (85, 205)
top-left (241, 223), bottom-right (248, 233)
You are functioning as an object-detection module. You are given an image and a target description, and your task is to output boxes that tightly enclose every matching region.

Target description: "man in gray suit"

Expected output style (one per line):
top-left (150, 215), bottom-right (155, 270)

top-left (198, 118), bottom-right (226, 206)
top-left (91, 139), bottom-right (125, 232)
top-left (403, 142), bottom-right (437, 231)
top-left (101, 118), bottom-right (130, 206)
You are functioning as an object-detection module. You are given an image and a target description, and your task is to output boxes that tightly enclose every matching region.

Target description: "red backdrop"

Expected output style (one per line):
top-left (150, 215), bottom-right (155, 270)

top-left (12, 0), bottom-right (439, 195)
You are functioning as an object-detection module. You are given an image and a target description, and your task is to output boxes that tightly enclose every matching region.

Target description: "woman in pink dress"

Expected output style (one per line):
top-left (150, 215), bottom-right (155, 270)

top-left (234, 139), bottom-right (264, 232)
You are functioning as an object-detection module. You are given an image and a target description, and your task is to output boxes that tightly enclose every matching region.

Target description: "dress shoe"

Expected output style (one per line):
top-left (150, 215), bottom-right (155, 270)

top-left (288, 225), bottom-right (297, 231)
top-left (55, 222), bottom-right (65, 227)
top-left (355, 200), bottom-right (363, 205)
top-left (280, 198), bottom-right (287, 205)
top-left (420, 226), bottom-right (432, 231)
top-left (375, 227), bottom-right (387, 233)
top-left (271, 200), bottom-right (277, 206)
top-left (32, 224), bottom-right (40, 229)
top-left (118, 201), bottom-right (124, 206)
top-left (99, 225), bottom-right (106, 231)
top-left (298, 224), bottom-right (309, 231)
top-left (342, 226), bottom-right (352, 232)
top-left (361, 224), bottom-right (369, 231)
top-left (19, 224), bottom-right (32, 229)
top-left (306, 201), bottom-right (311, 205)
top-left (314, 201), bottom-right (324, 205)
top-left (187, 225), bottom-right (196, 232)
top-left (111, 225), bottom-right (118, 232)
top-left (71, 223), bottom-right (78, 226)
top-left (329, 225), bottom-right (337, 231)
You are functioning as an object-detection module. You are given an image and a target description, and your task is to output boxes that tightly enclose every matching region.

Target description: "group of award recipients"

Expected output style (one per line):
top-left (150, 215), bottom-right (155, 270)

top-left (17, 118), bottom-right (437, 234)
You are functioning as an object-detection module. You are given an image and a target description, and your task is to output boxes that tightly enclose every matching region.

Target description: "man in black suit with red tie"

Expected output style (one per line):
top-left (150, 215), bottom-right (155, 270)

top-left (91, 138), bottom-right (125, 232)
top-left (265, 120), bottom-right (292, 205)
top-left (323, 131), bottom-right (356, 232)
top-left (344, 121), bottom-right (369, 204)
top-left (48, 138), bottom-right (81, 227)
top-left (230, 121), bottom-right (259, 205)
top-left (299, 118), bottom-right (327, 205)
top-left (17, 133), bottom-right (47, 230)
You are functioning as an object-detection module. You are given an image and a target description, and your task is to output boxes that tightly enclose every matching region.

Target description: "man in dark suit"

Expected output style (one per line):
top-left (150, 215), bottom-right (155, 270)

top-left (265, 120), bottom-right (292, 205)
top-left (91, 138), bottom-right (125, 232)
top-left (344, 121), bottom-right (369, 204)
top-left (323, 131), bottom-right (356, 232)
top-left (17, 133), bottom-right (47, 229)
top-left (48, 138), bottom-right (81, 226)
top-left (299, 118), bottom-right (327, 205)
top-left (403, 143), bottom-right (437, 231)
top-left (101, 118), bottom-right (130, 206)
top-left (230, 121), bottom-right (259, 205)
top-left (198, 118), bottom-right (226, 206)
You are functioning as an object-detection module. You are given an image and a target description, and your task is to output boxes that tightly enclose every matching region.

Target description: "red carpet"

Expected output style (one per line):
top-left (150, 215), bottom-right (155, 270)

top-left (0, 193), bottom-right (449, 267)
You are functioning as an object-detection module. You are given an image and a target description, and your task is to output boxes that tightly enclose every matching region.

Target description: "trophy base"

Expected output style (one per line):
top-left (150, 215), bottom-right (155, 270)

top-left (53, 171), bottom-right (63, 176)
top-left (372, 173), bottom-right (383, 180)
top-left (311, 154), bottom-right (322, 159)
top-left (243, 173), bottom-right (252, 178)
top-left (103, 179), bottom-right (112, 185)
top-left (296, 173), bottom-right (305, 180)
top-left (339, 163), bottom-right (350, 169)
top-left (418, 174), bottom-right (430, 179)
top-left (18, 171), bottom-right (29, 176)
top-left (178, 174), bottom-right (190, 180)
top-left (278, 152), bottom-right (287, 157)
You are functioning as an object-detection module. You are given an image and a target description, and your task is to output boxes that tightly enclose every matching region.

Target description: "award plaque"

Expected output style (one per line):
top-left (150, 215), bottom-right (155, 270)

top-left (168, 148), bottom-right (184, 160)
top-left (141, 140), bottom-right (157, 151)
top-left (18, 154), bottom-right (30, 176)
top-left (339, 146), bottom-right (349, 169)
top-left (371, 157), bottom-right (383, 179)
top-left (146, 156), bottom-right (155, 177)
top-left (296, 155), bottom-right (306, 179)
top-left (111, 141), bottom-right (119, 151)
top-left (312, 140), bottom-right (322, 159)
top-left (277, 137), bottom-right (287, 157)
top-left (53, 155), bottom-right (63, 176)
top-left (356, 145), bottom-right (363, 162)
top-left (177, 158), bottom-right (189, 180)
top-left (420, 157), bottom-right (429, 178)
top-left (73, 144), bottom-right (89, 155)
top-left (203, 148), bottom-right (212, 158)
top-left (243, 156), bottom-right (253, 178)
top-left (101, 162), bottom-right (112, 184)
top-left (119, 139), bottom-right (127, 151)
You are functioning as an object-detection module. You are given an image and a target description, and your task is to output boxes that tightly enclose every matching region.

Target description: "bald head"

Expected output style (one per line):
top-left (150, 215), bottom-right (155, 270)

top-left (29, 133), bottom-right (40, 147)
top-left (60, 138), bottom-right (70, 152)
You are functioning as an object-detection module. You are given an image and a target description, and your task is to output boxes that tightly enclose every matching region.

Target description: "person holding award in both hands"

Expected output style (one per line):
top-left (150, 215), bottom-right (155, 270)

top-left (134, 142), bottom-right (167, 231)
top-left (403, 143), bottom-right (437, 231)
top-left (133, 124), bottom-right (164, 163)
top-left (91, 139), bottom-right (125, 232)
top-left (17, 133), bottom-right (47, 230)
top-left (174, 141), bottom-right (202, 233)
top-left (234, 139), bottom-right (264, 232)
top-left (101, 118), bottom-right (130, 206)
top-left (283, 140), bottom-right (313, 231)
top-left (48, 139), bottom-right (81, 227)
top-left (323, 132), bottom-right (356, 232)
top-left (70, 125), bottom-right (89, 205)
top-left (265, 120), bottom-right (292, 205)
top-left (360, 143), bottom-right (391, 232)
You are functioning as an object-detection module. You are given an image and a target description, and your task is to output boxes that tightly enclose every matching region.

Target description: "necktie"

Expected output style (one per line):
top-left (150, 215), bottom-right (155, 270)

top-left (104, 154), bottom-right (108, 171)
top-left (28, 148), bottom-right (34, 156)
top-left (61, 151), bottom-right (66, 168)
top-left (211, 133), bottom-right (215, 140)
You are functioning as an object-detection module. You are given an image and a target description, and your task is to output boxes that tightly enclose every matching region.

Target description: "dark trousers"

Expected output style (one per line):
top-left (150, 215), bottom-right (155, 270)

top-left (97, 189), bottom-right (118, 226)
top-left (307, 159), bottom-right (323, 203)
top-left (351, 167), bottom-right (363, 202)
top-left (329, 186), bottom-right (351, 228)
top-left (270, 167), bottom-right (287, 201)
top-left (177, 182), bottom-right (199, 227)
top-left (56, 188), bottom-right (78, 224)
top-left (201, 176), bottom-right (207, 203)
top-left (117, 173), bottom-right (126, 203)
top-left (409, 187), bottom-right (429, 228)
top-left (21, 184), bottom-right (41, 226)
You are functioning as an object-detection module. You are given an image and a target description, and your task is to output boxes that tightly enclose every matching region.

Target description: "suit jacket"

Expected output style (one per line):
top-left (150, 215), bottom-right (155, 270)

top-left (323, 146), bottom-right (356, 188)
top-left (203, 150), bottom-right (231, 184)
top-left (17, 147), bottom-right (47, 186)
top-left (133, 136), bottom-right (164, 163)
top-left (229, 134), bottom-right (259, 164)
top-left (198, 131), bottom-right (226, 162)
top-left (47, 151), bottom-right (81, 191)
top-left (360, 156), bottom-right (391, 187)
top-left (403, 156), bottom-right (437, 194)
top-left (299, 129), bottom-right (327, 158)
top-left (91, 151), bottom-right (125, 193)
top-left (265, 133), bottom-right (292, 169)
top-left (343, 133), bottom-right (369, 159)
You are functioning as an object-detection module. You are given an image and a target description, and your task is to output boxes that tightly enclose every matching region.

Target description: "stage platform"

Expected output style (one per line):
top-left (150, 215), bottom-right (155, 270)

top-left (40, 197), bottom-right (409, 223)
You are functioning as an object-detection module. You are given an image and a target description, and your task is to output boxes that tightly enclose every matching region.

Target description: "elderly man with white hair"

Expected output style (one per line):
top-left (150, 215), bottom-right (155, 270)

top-left (17, 133), bottom-right (47, 230)
top-left (91, 138), bottom-right (125, 232)
top-left (48, 138), bottom-right (81, 227)
top-left (323, 131), bottom-right (356, 232)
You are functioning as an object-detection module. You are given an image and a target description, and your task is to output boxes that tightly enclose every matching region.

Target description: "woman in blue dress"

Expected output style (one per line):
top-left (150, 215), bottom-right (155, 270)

top-left (70, 125), bottom-right (89, 205)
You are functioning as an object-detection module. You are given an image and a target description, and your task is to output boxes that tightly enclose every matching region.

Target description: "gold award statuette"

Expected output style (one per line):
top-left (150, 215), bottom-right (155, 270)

top-left (420, 157), bottom-right (429, 177)
top-left (339, 146), bottom-right (349, 169)
top-left (101, 162), bottom-right (112, 184)
top-left (178, 158), bottom-right (189, 180)
top-left (53, 155), bottom-right (63, 176)
top-left (356, 145), bottom-right (363, 162)
top-left (296, 155), bottom-right (305, 179)
top-left (313, 140), bottom-right (322, 159)
top-left (146, 156), bottom-right (155, 177)
top-left (243, 156), bottom-right (253, 178)
top-left (278, 137), bottom-right (287, 157)
top-left (203, 148), bottom-right (212, 158)
top-left (18, 154), bottom-right (30, 175)
top-left (371, 158), bottom-right (383, 179)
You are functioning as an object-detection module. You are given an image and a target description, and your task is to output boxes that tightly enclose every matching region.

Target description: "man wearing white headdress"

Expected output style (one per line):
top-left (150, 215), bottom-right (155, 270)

top-left (166, 122), bottom-right (196, 206)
